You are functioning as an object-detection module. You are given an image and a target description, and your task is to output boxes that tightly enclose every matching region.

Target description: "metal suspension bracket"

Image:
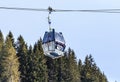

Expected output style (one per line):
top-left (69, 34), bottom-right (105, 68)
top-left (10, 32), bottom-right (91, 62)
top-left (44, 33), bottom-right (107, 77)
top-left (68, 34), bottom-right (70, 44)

top-left (48, 7), bottom-right (53, 31)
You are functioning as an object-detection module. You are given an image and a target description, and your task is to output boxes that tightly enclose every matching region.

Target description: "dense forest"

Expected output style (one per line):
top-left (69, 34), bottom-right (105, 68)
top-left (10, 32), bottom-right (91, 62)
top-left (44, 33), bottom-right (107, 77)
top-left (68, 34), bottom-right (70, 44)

top-left (0, 31), bottom-right (108, 82)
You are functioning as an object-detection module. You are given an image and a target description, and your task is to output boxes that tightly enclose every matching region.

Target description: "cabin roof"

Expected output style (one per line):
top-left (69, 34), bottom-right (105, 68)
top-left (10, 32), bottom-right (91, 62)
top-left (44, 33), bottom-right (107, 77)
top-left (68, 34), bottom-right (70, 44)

top-left (42, 29), bottom-right (65, 44)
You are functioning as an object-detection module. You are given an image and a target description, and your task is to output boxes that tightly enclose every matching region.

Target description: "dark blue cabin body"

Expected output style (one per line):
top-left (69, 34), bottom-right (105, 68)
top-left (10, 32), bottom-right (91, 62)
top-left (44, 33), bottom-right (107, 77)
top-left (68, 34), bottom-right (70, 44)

top-left (42, 29), bottom-right (66, 59)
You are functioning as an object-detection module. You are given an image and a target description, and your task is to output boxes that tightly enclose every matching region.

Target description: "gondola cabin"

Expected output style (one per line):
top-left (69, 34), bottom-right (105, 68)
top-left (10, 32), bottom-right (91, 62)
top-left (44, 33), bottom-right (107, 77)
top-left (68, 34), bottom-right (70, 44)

top-left (42, 29), bottom-right (66, 59)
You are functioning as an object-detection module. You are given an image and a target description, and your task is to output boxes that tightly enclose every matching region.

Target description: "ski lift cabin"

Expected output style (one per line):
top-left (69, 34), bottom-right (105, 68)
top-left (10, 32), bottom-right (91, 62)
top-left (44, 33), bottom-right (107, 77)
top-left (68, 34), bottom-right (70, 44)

top-left (42, 29), bottom-right (66, 59)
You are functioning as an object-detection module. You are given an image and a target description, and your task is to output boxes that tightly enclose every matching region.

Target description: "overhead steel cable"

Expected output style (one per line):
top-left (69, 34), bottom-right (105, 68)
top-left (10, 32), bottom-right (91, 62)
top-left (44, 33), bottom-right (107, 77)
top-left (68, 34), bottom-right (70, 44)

top-left (0, 6), bottom-right (120, 13)
top-left (0, 7), bottom-right (47, 11)
top-left (53, 9), bottom-right (120, 13)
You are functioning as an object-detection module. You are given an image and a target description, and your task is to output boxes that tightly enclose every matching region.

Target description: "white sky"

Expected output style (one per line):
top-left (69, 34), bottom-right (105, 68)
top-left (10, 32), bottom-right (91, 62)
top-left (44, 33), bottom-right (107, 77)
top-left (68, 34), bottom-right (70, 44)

top-left (0, 0), bottom-right (120, 82)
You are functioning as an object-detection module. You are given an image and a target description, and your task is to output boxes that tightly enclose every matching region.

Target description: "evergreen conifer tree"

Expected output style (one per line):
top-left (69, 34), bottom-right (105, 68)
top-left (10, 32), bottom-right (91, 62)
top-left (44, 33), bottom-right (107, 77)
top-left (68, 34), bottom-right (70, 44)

top-left (78, 59), bottom-right (82, 82)
top-left (59, 52), bottom-right (70, 82)
top-left (0, 30), bottom-right (4, 81)
top-left (8, 31), bottom-right (15, 47)
top-left (81, 55), bottom-right (93, 82)
top-left (58, 48), bottom-right (79, 82)
top-left (26, 45), bottom-right (33, 82)
top-left (0, 35), bottom-right (20, 82)
top-left (0, 30), bottom-right (4, 51)
top-left (31, 39), bottom-right (48, 82)
top-left (16, 35), bottom-right (28, 82)
top-left (68, 48), bottom-right (80, 82)
top-left (81, 55), bottom-right (108, 82)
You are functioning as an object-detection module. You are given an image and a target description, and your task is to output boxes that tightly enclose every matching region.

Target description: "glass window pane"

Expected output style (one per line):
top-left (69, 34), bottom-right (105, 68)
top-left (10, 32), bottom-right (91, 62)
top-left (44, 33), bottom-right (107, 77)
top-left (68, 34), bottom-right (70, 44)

top-left (48, 42), bottom-right (55, 51)
top-left (56, 44), bottom-right (64, 51)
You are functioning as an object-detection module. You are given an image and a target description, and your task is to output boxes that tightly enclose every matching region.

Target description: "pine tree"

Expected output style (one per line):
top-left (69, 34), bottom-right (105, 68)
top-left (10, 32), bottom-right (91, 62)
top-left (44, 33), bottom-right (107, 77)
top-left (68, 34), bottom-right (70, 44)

top-left (30, 39), bottom-right (48, 82)
top-left (0, 35), bottom-right (20, 82)
top-left (59, 52), bottom-right (69, 82)
top-left (8, 31), bottom-right (15, 47)
top-left (57, 52), bottom-right (65, 82)
top-left (0, 30), bottom-right (4, 51)
top-left (47, 51), bottom-right (68, 82)
top-left (81, 55), bottom-right (94, 82)
top-left (78, 59), bottom-right (82, 82)
top-left (58, 48), bottom-right (80, 82)
top-left (81, 55), bottom-right (108, 82)
top-left (46, 56), bottom-right (56, 82)
top-left (98, 72), bottom-right (108, 82)
top-left (26, 45), bottom-right (33, 82)
top-left (68, 48), bottom-right (80, 82)
top-left (16, 35), bottom-right (28, 82)
top-left (0, 30), bottom-right (4, 81)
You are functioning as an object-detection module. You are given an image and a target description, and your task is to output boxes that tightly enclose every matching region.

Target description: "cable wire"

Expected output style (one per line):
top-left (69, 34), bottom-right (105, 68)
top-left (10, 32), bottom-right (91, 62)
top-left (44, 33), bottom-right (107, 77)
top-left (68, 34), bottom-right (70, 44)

top-left (0, 7), bottom-right (47, 11)
top-left (0, 6), bottom-right (120, 13)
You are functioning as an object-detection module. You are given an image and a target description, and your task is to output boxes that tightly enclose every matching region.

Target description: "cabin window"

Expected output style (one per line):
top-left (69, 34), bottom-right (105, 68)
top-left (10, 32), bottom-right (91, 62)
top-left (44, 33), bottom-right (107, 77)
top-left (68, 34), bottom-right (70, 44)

top-left (48, 41), bottom-right (55, 51)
